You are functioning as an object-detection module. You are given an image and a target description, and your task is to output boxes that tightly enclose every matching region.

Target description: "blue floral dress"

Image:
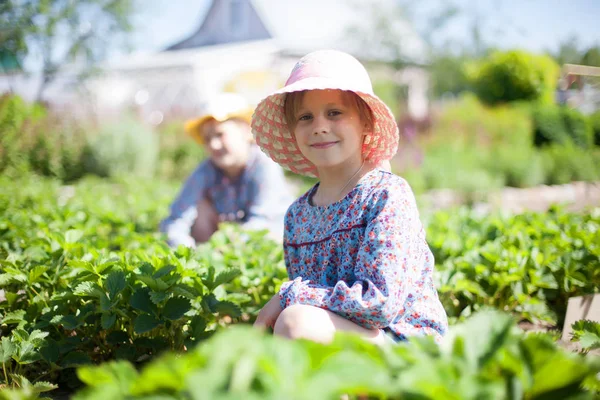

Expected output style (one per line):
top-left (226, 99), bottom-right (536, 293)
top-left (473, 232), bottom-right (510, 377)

top-left (279, 169), bottom-right (448, 342)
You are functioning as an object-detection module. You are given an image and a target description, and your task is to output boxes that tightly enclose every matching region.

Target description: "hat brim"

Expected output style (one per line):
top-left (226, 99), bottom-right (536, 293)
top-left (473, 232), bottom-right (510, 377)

top-left (185, 110), bottom-right (254, 144)
top-left (251, 79), bottom-right (399, 177)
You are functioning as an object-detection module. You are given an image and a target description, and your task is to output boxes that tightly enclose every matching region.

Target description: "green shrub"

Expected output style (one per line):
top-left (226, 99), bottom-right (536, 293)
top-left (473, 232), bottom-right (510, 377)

top-left (540, 144), bottom-right (600, 184)
top-left (532, 105), bottom-right (593, 149)
top-left (589, 111), bottom-right (600, 146)
top-left (0, 95), bottom-right (93, 182)
top-left (85, 116), bottom-right (160, 178)
top-left (372, 79), bottom-right (401, 118)
top-left (403, 95), bottom-right (539, 190)
top-left (467, 50), bottom-right (560, 105)
top-left (487, 145), bottom-right (546, 188)
top-left (73, 312), bottom-right (600, 400)
top-left (532, 105), bottom-right (570, 147)
top-left (0, 94), bottom-right (46, 175)
top-left (156, 120), bottom-right (207, 181)
top-left (562, 107), bottom-right (594, 148)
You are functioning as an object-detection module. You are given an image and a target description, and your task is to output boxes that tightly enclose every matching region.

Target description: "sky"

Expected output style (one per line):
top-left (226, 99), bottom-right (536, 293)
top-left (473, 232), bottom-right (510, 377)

top-left (126, 0), bottom-right (600, 58)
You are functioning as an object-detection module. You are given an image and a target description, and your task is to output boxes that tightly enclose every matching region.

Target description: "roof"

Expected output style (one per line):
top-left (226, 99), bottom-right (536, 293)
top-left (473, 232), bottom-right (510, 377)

top-left (165, 0), bottom-right (429, 65)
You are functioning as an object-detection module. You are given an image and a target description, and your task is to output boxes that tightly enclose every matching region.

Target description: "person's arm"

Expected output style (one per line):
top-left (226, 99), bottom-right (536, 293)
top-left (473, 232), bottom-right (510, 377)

top-left (160, 163), bottom-right (212, 247)
top-left (278, 179), bottom-right (426, 329)
top-left (242, 157), bottom-right (294, 238)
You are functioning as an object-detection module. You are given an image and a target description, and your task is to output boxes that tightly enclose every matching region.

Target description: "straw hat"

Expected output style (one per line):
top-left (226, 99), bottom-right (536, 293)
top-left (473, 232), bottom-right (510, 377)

top-left (251, 50), bottom-right (399, 177)
top-left (185, 93), bottom-right (254, 144)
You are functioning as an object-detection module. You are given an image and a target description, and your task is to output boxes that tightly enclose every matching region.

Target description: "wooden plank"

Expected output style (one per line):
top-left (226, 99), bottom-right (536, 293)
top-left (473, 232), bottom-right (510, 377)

top-left (561, 294), bottom-right (600, 342)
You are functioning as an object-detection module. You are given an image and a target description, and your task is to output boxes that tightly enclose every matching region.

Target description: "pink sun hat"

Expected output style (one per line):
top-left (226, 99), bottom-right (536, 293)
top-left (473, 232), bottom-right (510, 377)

top-left (251, 49), bottom-right (399, 178)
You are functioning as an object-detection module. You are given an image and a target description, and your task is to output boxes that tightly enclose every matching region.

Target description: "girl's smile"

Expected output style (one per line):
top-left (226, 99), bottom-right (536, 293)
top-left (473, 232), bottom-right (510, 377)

top-left (310, 141), bottom-right (339, 149)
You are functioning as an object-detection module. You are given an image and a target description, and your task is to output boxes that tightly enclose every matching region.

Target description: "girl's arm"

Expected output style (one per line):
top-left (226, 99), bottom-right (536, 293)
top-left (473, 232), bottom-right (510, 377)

top-left (279, 179), bottom-right (426, 329)
top-left (160, 162), bottom-right (212, 247)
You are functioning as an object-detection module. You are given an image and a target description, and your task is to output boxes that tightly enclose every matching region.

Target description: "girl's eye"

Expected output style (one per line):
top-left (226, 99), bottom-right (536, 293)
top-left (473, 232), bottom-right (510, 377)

top-left (298, 114), bottom-right (312, 121)
top-left (328, 110), bottom-right (342, 117)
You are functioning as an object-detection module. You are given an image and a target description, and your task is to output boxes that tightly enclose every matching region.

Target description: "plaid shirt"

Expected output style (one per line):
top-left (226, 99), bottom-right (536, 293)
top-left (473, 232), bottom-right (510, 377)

top-left (160, 146), bottom-right (295, 247)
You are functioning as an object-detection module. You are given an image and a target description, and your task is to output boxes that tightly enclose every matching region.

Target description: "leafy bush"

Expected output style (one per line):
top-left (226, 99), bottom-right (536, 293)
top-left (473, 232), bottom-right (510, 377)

top-left (73, 311), bottom-right (600, 400)
top-left (428, 207), bottom-right (600, 326)
top-left (84, 116), bottom-right (160, 178)
top-left (155, 120), bottom-right (207, 181)
top-left (540, 144), bottom-right (600, 185)
top-left (563, 107), bottom-right (594, 148)
top-left (589, 111), bottom-right (600, 146)
top-left (532, 104), bottom-right (571, 147)
top-left (571, 320), bottom-right (600, 354)
top-left (0, 94), bottom-right (46, 175)
top-left (2, 175), bottom-right (599, 394)
top-left (467, 50), bottom-right (560, 105)
top-left (532, 105), bottom-right (593, 149)
top-left (400, 95), bottom-right (540, 190)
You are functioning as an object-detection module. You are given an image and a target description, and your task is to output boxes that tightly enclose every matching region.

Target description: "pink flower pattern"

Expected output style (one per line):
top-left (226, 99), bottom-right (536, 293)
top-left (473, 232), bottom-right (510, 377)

top-left (279, 169), bottom-right (448, 342)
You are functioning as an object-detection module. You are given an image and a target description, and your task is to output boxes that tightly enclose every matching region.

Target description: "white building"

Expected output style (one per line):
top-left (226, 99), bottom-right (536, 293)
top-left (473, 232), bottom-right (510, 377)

top-left (3, 0), bottom-right (432, 123)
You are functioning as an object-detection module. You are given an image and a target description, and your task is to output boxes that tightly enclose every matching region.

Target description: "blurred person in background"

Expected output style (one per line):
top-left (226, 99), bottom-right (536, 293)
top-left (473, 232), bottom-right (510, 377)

top-left (160, 93), bottom-right (295, 247)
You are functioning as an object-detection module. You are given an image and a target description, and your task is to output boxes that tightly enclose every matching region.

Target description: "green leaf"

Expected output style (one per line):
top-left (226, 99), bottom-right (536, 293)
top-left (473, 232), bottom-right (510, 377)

top-left (57, 315), bottom-right (80, 330)
top-left (40, 339), bottom-right (59, 364)
top-left (77, 360), bottom-right (138, 388)
top-left (130, 287), bottom-right (155, 314)
top-left (190, 316), bottom-right (207, 338)
top-left (162, 297), bottom-right (191, 320)
top-left (524, 335), bottom-right (594, 398)
top-left (23, 246), bottom-right (48, 262)
top-left (172, 284), bottom-right (200, 299)
top-left (32, 381), bottom-right (59, 393)
top-left (149, 290), bottom-right (169, 305)
top-left (137, 275), bottom-right (169, 292)
top-left (0, 337), bottom-right (15, 363)
top-left (61, 351), bottom-right (92, 368)
top-left (152, 265), bottom-right (176, 279)
top-left (100, 292), bottom-right (112, 312)
top-left (29, 329), bottom-right (49, 344)
top-left (74, 281), bottom-right (104, 298)
top-left (1, 309), bottom-right (26, 324)
top-left (579, 332), bottom-right (600, 350)
top-left (17, 341), bottom-right (42, 364)
top-left (134, 314), bottom-right (162, 334)
top-left (106, 331), bottom-right (130, 345)
top-left (105, 270), bottom-right (127, 300)
top-left (138, 262), bottom-right (155, 276)
top-left (65, 229), bottom-right (84, 244)
top-left (101, 312), bottom-right (117, 330)
top-left (213, 300), bottom-right (242, 318)
top-left (213, 268), bottom-right (242, 288)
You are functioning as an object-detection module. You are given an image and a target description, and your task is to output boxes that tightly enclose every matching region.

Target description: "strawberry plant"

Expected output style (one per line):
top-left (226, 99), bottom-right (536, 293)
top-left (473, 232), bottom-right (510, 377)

top-left (72, 310), bottom-right (600, 400)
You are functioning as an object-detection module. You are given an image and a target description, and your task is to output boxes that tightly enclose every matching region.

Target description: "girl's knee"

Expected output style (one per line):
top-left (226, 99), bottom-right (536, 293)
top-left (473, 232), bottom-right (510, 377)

top-left (274, 304), bottom-right (328, 341)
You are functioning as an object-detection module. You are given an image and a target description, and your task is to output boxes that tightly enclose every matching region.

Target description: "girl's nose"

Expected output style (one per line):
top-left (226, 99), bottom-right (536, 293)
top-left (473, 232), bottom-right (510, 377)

top-left (312, 115), bottom-right (329, 135)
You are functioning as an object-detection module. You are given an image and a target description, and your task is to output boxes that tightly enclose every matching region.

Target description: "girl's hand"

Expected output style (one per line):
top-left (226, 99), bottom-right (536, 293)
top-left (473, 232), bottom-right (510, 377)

top-left (253, 294), bottom-right (283, 330)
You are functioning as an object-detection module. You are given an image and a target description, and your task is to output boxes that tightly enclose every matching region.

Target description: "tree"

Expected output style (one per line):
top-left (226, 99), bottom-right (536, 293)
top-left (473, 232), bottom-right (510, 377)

top-left (467, 50), bottom-right (560, 106)
top-left (0, 1), bottom-right (31, 74)
top-left (0, 0), bottom-right (135, 102)
top-left (550, 35), bottom-right (583, 66)
top-left (581, 46), bottom-right (600, 67)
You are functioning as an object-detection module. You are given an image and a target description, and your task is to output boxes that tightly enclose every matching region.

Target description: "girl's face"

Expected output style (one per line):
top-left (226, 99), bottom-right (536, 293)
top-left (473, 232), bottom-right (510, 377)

top-left (292, 90), bottom-right (366, 171)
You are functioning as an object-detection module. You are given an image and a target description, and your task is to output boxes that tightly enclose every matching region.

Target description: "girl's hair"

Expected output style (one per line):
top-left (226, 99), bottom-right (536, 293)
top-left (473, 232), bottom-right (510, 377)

top-left (284, 90), bottom-right (374, 132)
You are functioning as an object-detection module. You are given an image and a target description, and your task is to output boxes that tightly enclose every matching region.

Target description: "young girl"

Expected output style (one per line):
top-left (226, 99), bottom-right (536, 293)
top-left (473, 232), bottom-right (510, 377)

top-left (251, 50), bottom-right (448, 345)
